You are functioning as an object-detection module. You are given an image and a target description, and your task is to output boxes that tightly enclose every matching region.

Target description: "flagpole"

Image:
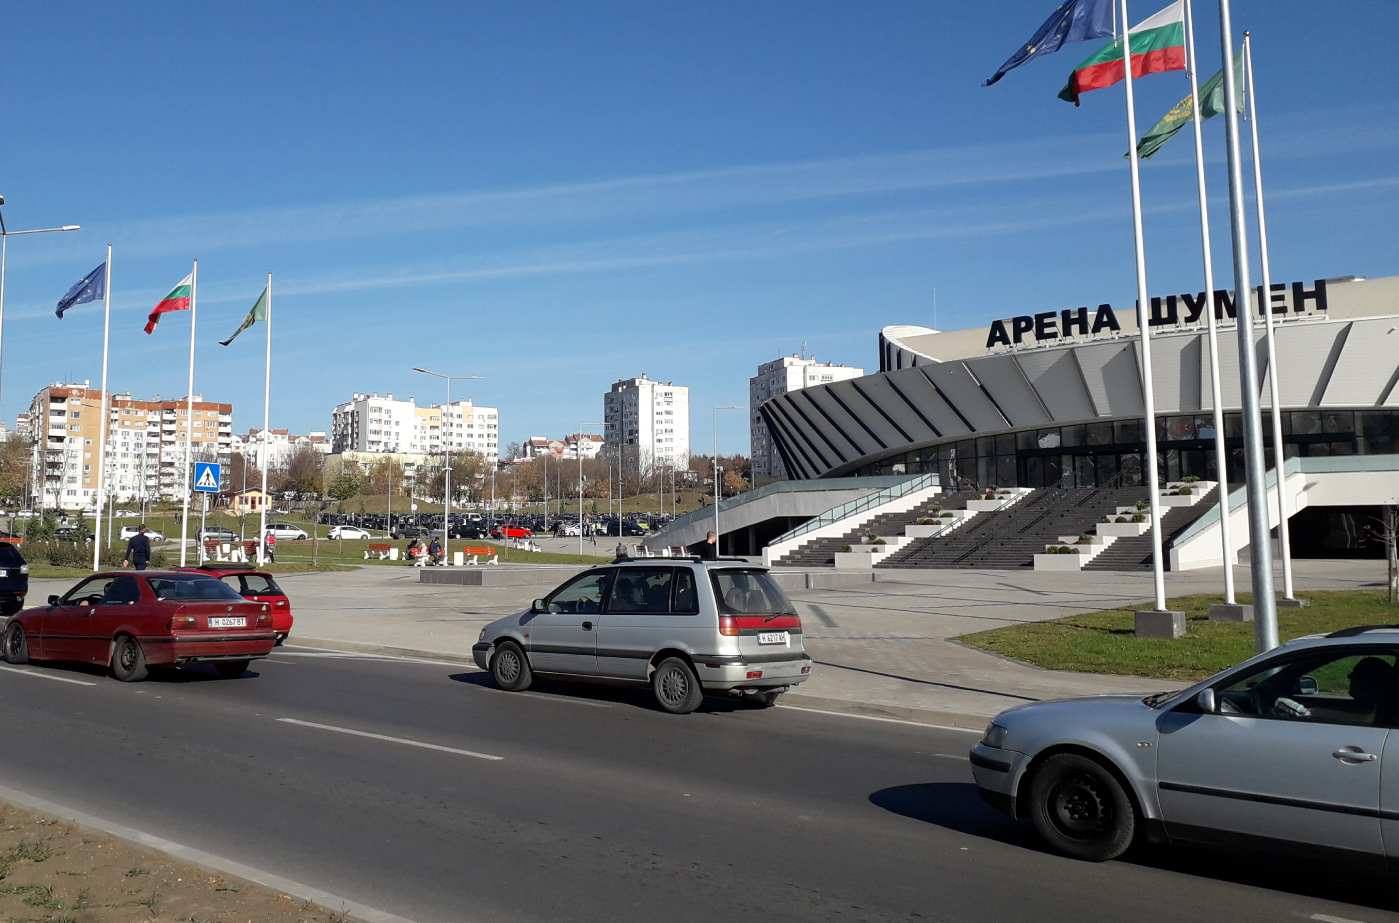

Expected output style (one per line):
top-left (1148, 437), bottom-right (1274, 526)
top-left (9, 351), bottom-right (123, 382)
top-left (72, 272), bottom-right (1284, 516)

top-left (179, 259), bottom-right (198, 567)
top-left (1243, 32), bottom-right (1297, 606)
top-left (1183, 0), bottom-right (1236, 605)
top-left (1218, 0), bottom-right (1278, 650)
top-left (259, 273), bottom-right (272, 565)
top-left (91, 245), bottom-right (113, 572)
top-left (1118, 0), bottom-right (1168, 615)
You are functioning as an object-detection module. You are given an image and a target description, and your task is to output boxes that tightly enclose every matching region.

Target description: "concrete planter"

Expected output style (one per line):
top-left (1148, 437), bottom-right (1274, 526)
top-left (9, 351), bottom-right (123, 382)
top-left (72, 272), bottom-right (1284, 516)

top-left (966, 498), bottom-right (1006, 512)
top-left (905, 524), bottom-right (946, 538)
top-left (834, 550), bottom-right (891, 570)
top-left (1099, 520), bottom-right (1150, 537)
top-left (1034, 552), bottom-right (1085, 571)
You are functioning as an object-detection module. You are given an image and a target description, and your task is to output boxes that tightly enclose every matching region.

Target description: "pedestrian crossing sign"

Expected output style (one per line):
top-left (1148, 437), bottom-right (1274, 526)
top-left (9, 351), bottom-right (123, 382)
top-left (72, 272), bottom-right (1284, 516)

top-left (193, 461), bottom-right (221, 493)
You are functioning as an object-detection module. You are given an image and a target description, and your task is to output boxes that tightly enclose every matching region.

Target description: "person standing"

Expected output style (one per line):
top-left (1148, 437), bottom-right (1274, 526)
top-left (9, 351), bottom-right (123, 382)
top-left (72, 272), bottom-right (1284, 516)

top-left (697, 530), bottom-right (718, 560)
top-left (264, 530), bottom-right (277, 564)
top-left (123, 525), bottom-right (152, 570)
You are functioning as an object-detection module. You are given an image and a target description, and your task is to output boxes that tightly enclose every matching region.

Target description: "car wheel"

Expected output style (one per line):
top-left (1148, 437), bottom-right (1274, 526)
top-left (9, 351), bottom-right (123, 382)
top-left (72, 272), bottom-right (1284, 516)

top-left (213, 659), bottom-right (250, 679)
top-left (652, 656), bottom-right (703, 714)
top-left (110, 635), bottom-right (148, 682)
top-left (490, 641), bottom-right (532, 691)
top-left (4, 623), bottom-right (28, 665)
top-left (1027, 753), bottom-right (1136, 862)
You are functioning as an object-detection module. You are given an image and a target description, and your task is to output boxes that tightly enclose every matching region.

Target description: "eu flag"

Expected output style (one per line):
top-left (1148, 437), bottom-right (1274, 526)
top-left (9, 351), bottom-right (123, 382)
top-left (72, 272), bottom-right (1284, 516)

top-left (984, 0), bottom-right (1115, 87)
top-left (55, 262), bottom-right (106, 319)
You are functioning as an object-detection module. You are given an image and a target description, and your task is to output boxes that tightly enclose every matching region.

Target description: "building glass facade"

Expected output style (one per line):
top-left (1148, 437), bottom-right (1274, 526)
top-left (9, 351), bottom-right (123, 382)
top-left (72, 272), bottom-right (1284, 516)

top-left (853, 409), bottom-right (1399, 489)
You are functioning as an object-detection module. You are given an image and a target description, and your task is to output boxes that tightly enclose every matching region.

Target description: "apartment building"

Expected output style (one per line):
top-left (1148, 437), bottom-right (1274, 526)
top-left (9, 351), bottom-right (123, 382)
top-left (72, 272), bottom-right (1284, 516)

top-left (603, 376), bottom-right (689, 475)
top-left (749, 355), bottom-right (864, 482)
top-left (26, 384), bottom-right (233, 509)
top-left (331, 393), bottom-right (499, 457)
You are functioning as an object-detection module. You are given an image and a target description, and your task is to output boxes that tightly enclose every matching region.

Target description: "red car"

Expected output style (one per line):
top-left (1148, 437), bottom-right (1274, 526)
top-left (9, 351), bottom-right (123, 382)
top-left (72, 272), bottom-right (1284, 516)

top-left (491, 523), bottom-right (533, 539)
top-left (179, 566), bottom-right (294, 644)
top-left (2, 571), bottom-right (275, 681)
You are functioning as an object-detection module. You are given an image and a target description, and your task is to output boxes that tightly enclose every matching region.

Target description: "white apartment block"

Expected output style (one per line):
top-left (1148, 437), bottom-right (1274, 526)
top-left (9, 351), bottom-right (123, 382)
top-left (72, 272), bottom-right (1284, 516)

top-left (331, 393), bottom-right (499, 458)
top-left (236, 429), bottom-right (332, 471)
top-left (603, 376), bottom-right (689, 474)
top-left (750, 355), bottom-right (864, 482)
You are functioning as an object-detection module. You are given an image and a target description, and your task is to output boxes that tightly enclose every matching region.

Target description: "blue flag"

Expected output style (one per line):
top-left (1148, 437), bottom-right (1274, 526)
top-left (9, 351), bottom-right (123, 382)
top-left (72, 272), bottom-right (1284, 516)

top-left (984, 0), bottom-right (1115, 87)
top-left (55, 262), bottom-right (106, 319)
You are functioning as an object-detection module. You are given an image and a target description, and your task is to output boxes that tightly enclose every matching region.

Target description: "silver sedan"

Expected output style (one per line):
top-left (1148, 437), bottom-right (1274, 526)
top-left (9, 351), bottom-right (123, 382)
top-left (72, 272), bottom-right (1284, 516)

top-left (970, 628), bottom-right (1399, 862)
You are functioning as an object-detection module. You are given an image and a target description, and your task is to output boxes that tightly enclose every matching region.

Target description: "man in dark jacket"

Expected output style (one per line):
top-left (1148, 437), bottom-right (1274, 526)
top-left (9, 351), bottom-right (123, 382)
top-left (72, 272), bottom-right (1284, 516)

top-left (123, 526), bottom-right (152, 570)
top-left (697, 530), bottom-right (718, 560)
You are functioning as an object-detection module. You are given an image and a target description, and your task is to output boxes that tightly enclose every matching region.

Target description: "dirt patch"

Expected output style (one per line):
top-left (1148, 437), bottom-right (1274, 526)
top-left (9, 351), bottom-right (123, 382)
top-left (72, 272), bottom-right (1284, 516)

top-left (0, 801), bottom-right (348, 922)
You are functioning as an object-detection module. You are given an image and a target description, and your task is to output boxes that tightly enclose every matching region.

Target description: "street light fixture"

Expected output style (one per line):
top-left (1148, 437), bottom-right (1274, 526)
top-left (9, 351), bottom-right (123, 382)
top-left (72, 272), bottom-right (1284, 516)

top-left (0, 198), bottom-right (81, 409)
top-left (712, 404), bottom-right (739, 553)
top-left (412, 367), bottom-right (483, 562)
top-left (578, 422), bottom-right (603, 557)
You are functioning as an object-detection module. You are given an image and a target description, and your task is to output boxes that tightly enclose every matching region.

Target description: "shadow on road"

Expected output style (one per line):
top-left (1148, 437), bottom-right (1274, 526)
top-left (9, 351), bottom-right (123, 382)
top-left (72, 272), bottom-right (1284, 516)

top-left (817, 661), bottom-right (1039, 702)
top-left (871, 782), bottom-right (1399, 914)
top-left (7, 660), bottom-right (260, 683)
top-left (447, 671), bottom-right (759, 715)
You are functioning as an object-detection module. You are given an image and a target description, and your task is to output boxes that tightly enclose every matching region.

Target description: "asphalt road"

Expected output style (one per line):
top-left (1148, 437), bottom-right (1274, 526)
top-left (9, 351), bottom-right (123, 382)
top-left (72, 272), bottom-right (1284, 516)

top-left (0, 652), bottom-right (1396, 923)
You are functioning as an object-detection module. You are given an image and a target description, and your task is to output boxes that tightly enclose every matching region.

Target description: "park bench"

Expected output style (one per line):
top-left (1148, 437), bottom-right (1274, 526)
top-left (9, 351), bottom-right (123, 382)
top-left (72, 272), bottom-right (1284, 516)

top-left (365, 542), bottom-right (397, 561)
top-left (460, 544), bottom-right (499, 566)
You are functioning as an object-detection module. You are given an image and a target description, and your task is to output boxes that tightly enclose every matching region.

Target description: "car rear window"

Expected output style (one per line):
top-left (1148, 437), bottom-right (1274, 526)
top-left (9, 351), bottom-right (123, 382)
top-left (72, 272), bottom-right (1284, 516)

top-left (148, 575), bottom-right (244, 601)
top-left (226, 573), bottom-right (282, 595)
top-left (0, 543), bottom-right (24, 566)
top-left (709, 569), bottom-right (797, 615)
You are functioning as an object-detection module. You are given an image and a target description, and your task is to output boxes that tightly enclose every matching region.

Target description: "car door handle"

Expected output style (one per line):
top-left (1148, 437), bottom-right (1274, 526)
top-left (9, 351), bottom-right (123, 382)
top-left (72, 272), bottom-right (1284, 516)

top-left (581, 621), bottom-right (593, 631)
top-left (1332, 747), bottom-right (1379, 763)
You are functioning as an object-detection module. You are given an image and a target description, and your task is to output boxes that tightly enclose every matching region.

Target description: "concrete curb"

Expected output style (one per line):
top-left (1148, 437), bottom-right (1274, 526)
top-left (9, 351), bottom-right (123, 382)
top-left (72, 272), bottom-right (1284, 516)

top-left (290, 638), bottom-right (993, 728)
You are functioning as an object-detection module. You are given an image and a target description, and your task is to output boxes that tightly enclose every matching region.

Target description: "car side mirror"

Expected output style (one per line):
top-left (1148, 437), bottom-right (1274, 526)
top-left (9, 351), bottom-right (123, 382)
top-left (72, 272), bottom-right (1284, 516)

top-left (1195, 688), bottom-right (1217, 714)
top-left (47, 594), bottom-right (59, 606)
top-left (532, 598), bottom-right (547, 613)
top-left (1297, 675), bottom-right (1319, 696)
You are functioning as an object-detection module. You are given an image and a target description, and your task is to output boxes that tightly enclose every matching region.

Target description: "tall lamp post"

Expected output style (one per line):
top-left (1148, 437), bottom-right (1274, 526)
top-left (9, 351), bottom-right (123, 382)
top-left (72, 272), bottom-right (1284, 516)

top-left (712, 404), bottom-right (739, 553)
top-left (0, 197), bottom-right (80, 407)
top-left (578, 422), bottom-right (603, 556)
top-left (412, 368), bottom-right (482, 563)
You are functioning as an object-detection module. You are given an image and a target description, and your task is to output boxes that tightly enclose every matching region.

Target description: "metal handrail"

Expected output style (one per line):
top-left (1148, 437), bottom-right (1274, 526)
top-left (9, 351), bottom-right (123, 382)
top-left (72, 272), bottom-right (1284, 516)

top-left (768, 473), bottom-right (936, 547)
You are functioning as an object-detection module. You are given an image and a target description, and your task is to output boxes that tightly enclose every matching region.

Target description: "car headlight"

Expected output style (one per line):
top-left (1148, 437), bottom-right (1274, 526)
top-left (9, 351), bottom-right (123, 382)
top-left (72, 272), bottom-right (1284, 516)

top-left (478, 627), bottom-right (488, 641)
top-left (982, 722), bottom-right (1010, 749)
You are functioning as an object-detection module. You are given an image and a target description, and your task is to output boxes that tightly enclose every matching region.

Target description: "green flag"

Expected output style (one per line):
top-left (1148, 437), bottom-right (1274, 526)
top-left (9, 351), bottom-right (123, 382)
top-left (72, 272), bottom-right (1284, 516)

top-left (1133, 51), bottom-right (1244, 159)
top-left (219, 286), bottom-right (267, 346)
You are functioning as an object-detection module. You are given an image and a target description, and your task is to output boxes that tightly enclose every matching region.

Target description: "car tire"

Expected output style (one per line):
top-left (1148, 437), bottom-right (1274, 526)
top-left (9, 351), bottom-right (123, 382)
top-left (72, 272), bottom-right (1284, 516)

top-left (213, 659), bottom-right (250, 679)
top-left (652, 656), bottom-right (703, 714)
top-left (490, 641), bottom-right (532, 692)
top-left (4, 623), bottom-right (29, 665)
top-left (110, 635), bottom-right (148, 683)
top-left (1027, 753), bottom-right (1136, 862)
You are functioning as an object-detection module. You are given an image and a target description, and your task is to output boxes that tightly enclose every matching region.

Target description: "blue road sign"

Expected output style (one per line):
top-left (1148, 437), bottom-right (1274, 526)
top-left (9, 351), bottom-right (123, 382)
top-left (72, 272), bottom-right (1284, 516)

top-left (193, 461), bottom-right (222, 493)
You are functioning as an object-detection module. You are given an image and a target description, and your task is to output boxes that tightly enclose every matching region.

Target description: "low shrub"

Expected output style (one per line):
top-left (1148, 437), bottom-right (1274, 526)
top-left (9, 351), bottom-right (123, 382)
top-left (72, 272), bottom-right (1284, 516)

top-left (839, 544), bottom-right (852, 553)
top-left (1181, 474), bottom-right (1200, 483)
top-left (915, 516), bottom-right (937, 526)
top-left (939, 511), bottom-right (955, 519)
top-left (1132, 513), bottom-right (1147, 523)
top-left (1047, 545), bottom-right (1077, 554)
top-left (871, 538), bottom-right (886, 546)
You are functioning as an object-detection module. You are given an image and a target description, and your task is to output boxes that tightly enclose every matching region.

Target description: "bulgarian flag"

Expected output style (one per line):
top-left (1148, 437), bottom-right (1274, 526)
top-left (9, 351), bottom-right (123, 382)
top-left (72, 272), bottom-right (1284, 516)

top-left (1058, 0), bottom-right (1185, 106)
top-left (145, 273), bottom-right (193, 334)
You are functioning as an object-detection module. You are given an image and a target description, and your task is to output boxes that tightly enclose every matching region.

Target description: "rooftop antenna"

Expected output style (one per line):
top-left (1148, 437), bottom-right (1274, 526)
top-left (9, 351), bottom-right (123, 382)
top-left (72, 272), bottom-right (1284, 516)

top-left (800, 338), bottom-right (808, 360)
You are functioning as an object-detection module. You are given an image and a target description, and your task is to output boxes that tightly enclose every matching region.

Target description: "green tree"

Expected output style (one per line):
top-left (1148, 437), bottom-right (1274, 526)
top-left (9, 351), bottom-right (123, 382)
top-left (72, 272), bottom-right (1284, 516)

top-left (328, 468), bottom-right (363, 502)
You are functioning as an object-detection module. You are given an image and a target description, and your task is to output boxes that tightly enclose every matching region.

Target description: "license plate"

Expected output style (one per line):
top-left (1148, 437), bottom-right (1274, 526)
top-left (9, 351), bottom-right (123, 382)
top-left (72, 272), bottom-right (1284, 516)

top-left (208, 617), bottom-right (246, 628)
top-left (757, 631), bottom-right (789, 646)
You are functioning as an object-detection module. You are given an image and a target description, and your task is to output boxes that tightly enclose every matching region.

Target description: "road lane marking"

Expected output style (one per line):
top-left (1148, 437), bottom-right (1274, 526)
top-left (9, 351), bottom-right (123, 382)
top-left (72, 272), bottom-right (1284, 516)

top-left (777, 704), bottom-right (982, 734)
top-left (934, 753), bottom-right (968, 760)
top-left (0, 782), bottom-right (413, 923)
top-left (1310, 915), bottom-right (1367, 923)
top-left (276, 718), bottom-right (504, 761)
top-left (0, 666), bottom-right (97, 687)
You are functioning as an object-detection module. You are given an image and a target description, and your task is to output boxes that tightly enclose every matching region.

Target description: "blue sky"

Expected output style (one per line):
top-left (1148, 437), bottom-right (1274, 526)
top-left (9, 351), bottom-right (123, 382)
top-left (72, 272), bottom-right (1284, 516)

top-left (2, 0), bottom-right (1396, 455)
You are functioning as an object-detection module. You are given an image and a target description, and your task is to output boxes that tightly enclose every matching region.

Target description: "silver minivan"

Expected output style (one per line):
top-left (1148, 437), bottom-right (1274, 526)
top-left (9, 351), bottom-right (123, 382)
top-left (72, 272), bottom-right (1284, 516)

top-left (473, 559), bottom-right (813, 713)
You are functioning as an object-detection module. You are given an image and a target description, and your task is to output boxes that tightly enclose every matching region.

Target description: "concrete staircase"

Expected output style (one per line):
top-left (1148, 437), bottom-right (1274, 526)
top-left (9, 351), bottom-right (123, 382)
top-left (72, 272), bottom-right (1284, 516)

top-left (773, 491), bottom-right (977, 568)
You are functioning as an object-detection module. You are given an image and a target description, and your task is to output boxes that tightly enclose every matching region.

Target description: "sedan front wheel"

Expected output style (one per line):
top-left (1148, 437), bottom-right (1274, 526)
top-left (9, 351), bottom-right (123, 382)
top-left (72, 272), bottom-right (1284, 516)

top-left (1027, 753), bottom-right (1136, 862)
top-left (490, 641), bottom-right (532, 692)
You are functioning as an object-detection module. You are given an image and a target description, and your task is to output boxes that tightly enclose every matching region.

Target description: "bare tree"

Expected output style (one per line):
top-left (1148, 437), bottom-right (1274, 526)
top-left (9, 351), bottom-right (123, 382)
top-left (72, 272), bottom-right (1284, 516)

top-left (1369, 504), bottom-right (1399, 606)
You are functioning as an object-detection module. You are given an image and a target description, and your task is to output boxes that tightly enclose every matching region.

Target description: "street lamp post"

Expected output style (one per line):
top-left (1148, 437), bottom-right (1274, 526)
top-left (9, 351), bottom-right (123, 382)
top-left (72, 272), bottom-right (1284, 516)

top-left (412, 368), bottom-right (482, 564)
top-left (578, 422), bottom-right (602, 556)
top-left (0, 199), bottom-right (80, 408)
top-left (712, 404), bottom-right (739, 554)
